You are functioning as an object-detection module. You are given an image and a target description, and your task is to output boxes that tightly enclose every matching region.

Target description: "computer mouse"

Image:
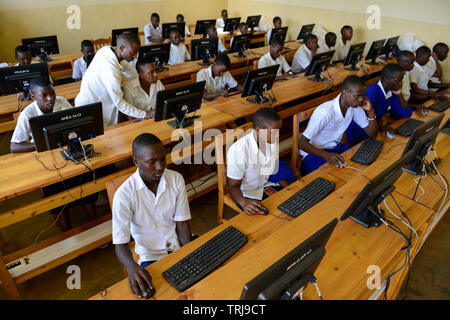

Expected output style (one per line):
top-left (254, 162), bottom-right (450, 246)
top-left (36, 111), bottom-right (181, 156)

top-left (142, 286), bottom-right (156, 299)
top-left (420, 108), bottom-right (429, 115)
top-left (258, 207), bottom-right (269, 215)
top-left (385, 131), bottom-right (396, 139)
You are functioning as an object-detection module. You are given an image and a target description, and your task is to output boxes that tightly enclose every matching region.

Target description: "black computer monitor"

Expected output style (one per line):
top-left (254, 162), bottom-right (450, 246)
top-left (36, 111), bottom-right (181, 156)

top-left (190, 38), bottom-right (219, 66)
top-left (230, 33), bottom-right (253, 58)
top-left (111, 27), bottom-right (139, 46)
top-left (224, 17), bottom-right (242, 34)
top-left (154, 81), bottom-right (205, 128)
top-left (381, 36), bottom-right (399, 60)
top-left (246, 15), bottom-right (261, 31)
top-left (0, 62), bottom-right (49, 98)
top-left (401, 114), bottom-right (445, 175)
top-left (240, 218), bottom-right (338, 300)
top-left (22, 36), bottom-right (59, 62)
top-left (138, 44), bottom-right (171, 72)
top-left (29, 102), bottom-right (104, 161)
top-left (365, 39), bottom-right (387, 65)
top-left (194, 20), bottom-right (217, 36)
top-left (305, 50), bottom-right (335, 82)
top-left (343, 42), bottom-right (366, 71)
top-left (162, 22), bottom-right (186, 39)
top-left (297, 24), bottom-right (315, 41)
top-left (269, 27), bottom-right (288, 45)
top-left (340, 149), bottom-right (415, 228)
top-left (241, 65), bottom-right (279, 104)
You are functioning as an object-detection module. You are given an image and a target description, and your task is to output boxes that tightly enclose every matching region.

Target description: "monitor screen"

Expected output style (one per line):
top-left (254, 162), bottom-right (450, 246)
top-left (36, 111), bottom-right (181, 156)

top-left (162, 22), bottom-right (186, 39)
top-left (381, 36), bottom-right (400, 58)
top-left (343, 42), bottom-right (366, 70)
top-left (246, 15), bottom-right (261, 29)
top-left (138, 43), bottom-right (171, 66)
top-left (194, 19), bottom-right (216, 35)
top-left (305, 50), bottom-right (335, 78)
top-left (224, 17), bottom-right (242, 32)
top-left (269, 27), bottom-right (288, 44)
top-left (297, 24), bottom-right (315, 41)
top-left (241, 65), bottom-right (279, 103)
top-left (190, 38), bottom-right (219, 61)
top-left (0, 62), bottom-right (49, 96)
top-left (365, 39), bottom-right (387, 63)
top-left (230, 33), bottom-right (253, 54)
top-left (22, 36), bottom-right (59, 57)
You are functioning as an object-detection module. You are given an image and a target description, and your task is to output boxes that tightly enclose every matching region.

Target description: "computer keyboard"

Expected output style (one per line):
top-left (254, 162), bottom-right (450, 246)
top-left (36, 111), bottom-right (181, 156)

top-left (162, 226), bottom-right (248, 292)
top-left (396, 118), bottom-right (424, 137)
top-left (428, 101), bottom-right (450, 113)
top-left (351, 139), bottom-right (384, 165)
top-left (278, 177), bottom-right (336, 218)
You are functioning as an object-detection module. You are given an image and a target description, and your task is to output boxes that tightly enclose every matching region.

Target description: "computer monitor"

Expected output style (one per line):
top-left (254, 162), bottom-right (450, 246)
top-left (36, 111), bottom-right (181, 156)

top-left (138, 44), bottom-right (171, 72)
top-left (194, 20), bottom-right (217, 36)
top-left (0, 62), bottom-right (50, 98)
top-left (269, 27), bottom-right (288, 45)
top-left (29, 102), bottom-right (104, 161)
top-left (162, 22), bottom-right (186, 39)
top-left (111, 27), bottom-right (139, 46)
top-left (343, 42), bottom-right (366, 71)
top-left (401, 114), bottom-right (445, 175)
top-left (229, 33), bottom-right (253, 58)
top-left (154, 81), bottom-right (205, 128)
top-left (305, 50), bottom-right (335, 82)
top-left (240, 218), bottom-right (338, 300)
top-left (381, 36), bottom-right (399, 60)
top-left (224, 17), bottom-right (242, 34)
top-left (297, 24), bottom-right (315, 41)
top-left (190, 38), bottom-right (219, 66)
top-left (246, 15), bottom-right (261, 32)
top-left (241, 65), bottom-right (279, 104)
top-left (340, 149), bottom-right (415, 228)
top-left (22, 36), bottom-right (59, 62)
top-left (365, 39), bottom-right (387, 65)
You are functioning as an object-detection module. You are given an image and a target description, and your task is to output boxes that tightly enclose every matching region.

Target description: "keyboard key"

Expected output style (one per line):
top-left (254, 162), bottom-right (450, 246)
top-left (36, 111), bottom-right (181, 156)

top-left (351, 139), bottom-right (384, 165)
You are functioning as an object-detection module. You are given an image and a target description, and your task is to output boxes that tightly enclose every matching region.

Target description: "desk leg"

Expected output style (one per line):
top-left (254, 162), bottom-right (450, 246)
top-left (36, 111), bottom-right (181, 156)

top-left (0, 252), bottom-right (22, 300)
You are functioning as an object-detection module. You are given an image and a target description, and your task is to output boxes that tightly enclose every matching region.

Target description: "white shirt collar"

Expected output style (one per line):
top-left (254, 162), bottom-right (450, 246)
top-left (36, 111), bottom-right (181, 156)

top-left (377, 80), bottom-right (392, 99)
top-left (135, 169), bottom-right (167, 197)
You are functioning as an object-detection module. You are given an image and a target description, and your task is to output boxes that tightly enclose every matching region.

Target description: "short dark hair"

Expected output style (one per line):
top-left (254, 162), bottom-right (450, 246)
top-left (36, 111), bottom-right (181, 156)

top-left (273, 16), bottom-right (281, 23)
top-left (215, 53), bottom-right (231, 69)
top-left (253, 108), bottom-right (281, 129)
top-left (15, 45), bottom-right (30, 57)
top-left (433, 42), bottom-right (448, 54)
top-left (81, 40), bottom-right (94, 49)
top-left (239, 22), bottom-right (248, 30)
top-left (269, 35), bottom-right (284, 48)
top-left (341, 25), bottom-right (353, 34)
top-left (304, 33), bottom-right (317, 44)
top-left (342, 75), bottom-right (365, 91)
top-left (397, 50), bottom-right (415, 62)
top-left (325, 32), bottom-right (337, 42)
top-left (381, 63), bottom-right (404, 79)
top-left (169, 29), bottom-right (180, 38)
top-left (30, 76), bottom-right (52, 93)
top-left (132, 133), bottom-right (163, 157)
top-left (151, 12), bottom-right (160, 20)
top-left (221, 9), bottom-right (228, 15)
top-left (206, 24), bottom-right (216, 33)
top-left (135, 59), bottom-right (154, 73)
top-left (416, 45), bottom-right (431, 57)
top-left (116, 32), bottom-right (140, 46)
top-left (176, 13), bottom-right (184, 20)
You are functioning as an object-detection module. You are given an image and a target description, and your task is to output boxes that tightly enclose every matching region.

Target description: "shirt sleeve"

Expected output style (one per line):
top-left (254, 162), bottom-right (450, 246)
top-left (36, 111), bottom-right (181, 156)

top-left (352, 107), bottom-right (370, 129)
top-left (302, 109), bottom-right (329, 141)
top-left (389, 95), bottom-right (412, 118)
top-left (112, 185), bottom-right (133, 245)
top-left (184, 44), bottom-right (191, 61)
top-left (281, 56), bottom-right (291, 73)
top-left (227, 143), bottom-right (246, 180)
top-left (121, 83), bottom-right (135, 106)
top-left (173, 173), bottom-right (192, 222)
top-left (225, 72), bottom-right (238, 89)
top-left (72, 59), bottom-right (82, 80)
top-left (10, 111), bottom-right (31, 143)
top-left (292, 49), bottom-right (309, 73)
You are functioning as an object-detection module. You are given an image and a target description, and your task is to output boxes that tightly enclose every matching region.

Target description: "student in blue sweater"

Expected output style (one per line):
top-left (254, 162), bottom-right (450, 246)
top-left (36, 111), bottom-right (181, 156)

top-left (346, 63), bottom-right (412, 144)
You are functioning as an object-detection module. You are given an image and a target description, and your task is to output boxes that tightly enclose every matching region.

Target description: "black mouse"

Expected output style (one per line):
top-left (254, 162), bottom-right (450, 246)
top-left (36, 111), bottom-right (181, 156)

top-left (143, 286), bottom-right (156, 299)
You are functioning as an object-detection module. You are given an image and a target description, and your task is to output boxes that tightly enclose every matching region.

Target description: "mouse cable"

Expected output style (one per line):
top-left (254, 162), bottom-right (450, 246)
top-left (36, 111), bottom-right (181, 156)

top-left (344, 165), bottom-right (362, 172)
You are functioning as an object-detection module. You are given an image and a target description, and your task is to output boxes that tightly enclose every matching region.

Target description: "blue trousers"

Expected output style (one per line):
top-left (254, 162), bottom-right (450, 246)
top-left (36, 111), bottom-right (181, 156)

top-left (300, 143), bottom-right (350, 176)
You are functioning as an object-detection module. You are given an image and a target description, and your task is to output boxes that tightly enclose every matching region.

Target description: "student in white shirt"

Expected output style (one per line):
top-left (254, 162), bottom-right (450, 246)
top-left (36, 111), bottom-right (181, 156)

top-left (425, 43), bottom-right (448, 83)
top-left (113, 133), bottom-right (193, 298)
top-left (75, 33), bottom-right (154, 127)
top-left (10, 77), bottom-right (72, 153)
top-left (230, 22), bottom-right (249, 49)
top-left (335, 25), bottom-right (353, 61)
top-left (216, 9), bottom-right (228, 32)
top-left (266, 16), bottom-right (282, 45)
top-left (176, 13), bottom-right (191, 39)
top-left (14, 45), bottom-right (33, 66)
top-left (227, 108), bottom-right (294, 215)
top-left (258, 35), bottom-right (294, 81)
top-left (196, 53), bottom-right (243, 100)
top-left (72, 40), bottom-right (95, 81)
top-left (206, 25), bottom-right (226, 53)
top-left (292, 33), bottom-right (319, 74)
top-left (122, 60), bottom-right (165, 119)
top-left (318, 32), bottom-right (337, 62)
top-left (167, 30), bottom-right (191, 65)
top-left (299, 76), bottom-right (378, 176)
top-left (144, 13), bottom-right (163, 45)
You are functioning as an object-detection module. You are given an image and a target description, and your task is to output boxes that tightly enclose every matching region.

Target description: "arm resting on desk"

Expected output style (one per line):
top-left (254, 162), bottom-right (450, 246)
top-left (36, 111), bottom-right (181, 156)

top-left (10, 142), bottom-right (36, 153)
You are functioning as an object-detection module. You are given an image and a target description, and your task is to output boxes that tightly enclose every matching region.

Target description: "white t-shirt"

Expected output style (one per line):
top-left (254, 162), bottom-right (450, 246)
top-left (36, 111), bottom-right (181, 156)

top-left (112, 169), bottom-right (191, 263)
top-left (11, 96), bottom-right (72, 144)
top-left (144, 23), bottom-right (162, 45)
top-left (317, 40), bottom-right (337, 61)
top-left (292, 44), bottom-right (313, 73)
top-left (122, 78), bottom-right (165, 111)
top-left (216, 17), bottom-right (225, 30)
top-left (335, 38), bottom-right (352, 61)
top-left (227, 130), bottom-right (279, 200)
top-left (75, 46), bottom-right (145, 127)
top-left (72, 56), bottom-right (88, 80)
top-left (402, 70), bottom-right (411, 102)
top-left (258, 51), bottom-right (291, 76)
top-left (410, 61), bottom-right (430, 90)
top-left (196, 65), bottom-right (238, 93)
top-left (301, 93), bottom-right (369, 157)
top-left (168, 43), bottom-right (191, 65)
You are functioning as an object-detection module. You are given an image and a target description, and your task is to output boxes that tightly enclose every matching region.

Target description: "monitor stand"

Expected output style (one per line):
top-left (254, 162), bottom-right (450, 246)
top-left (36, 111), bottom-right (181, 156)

top-left (366, 54), bottom-right (380, 65)
top-left (39, 51), bottom-right (52, 62)
top-left (155, 63), bottom-right (169, 73)
top-left (345, 61), bottom-right (359, 71)
top-left (350, 206), bottom-right (385, 228)
top-left (402, 156), bottom-right (424, 176)
top-left (247, 89), bottom-right (269, 104)
top-left (60, 140), bottom-right (94, 161)
top-left (234, 48), bottom-right (247, 58)
top-left (167, 111), bottom-right (201, 129)
top-left (280, 273), bottom-right (314, 300)
top-left (198, 55), bottom-right (212, 66)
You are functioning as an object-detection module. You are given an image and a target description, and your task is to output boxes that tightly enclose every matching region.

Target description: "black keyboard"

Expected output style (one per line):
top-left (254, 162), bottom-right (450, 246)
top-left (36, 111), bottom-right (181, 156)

top-left (162, 226), bottom-right (248, 292)
top-left (351, 139), bottom-right (384, 165)
top-left (278, 177), bottom-right (336, 218)
top-left (428, 101), bottom-right (450, 113)
top-left (396, 118), bottom-right (424, 137)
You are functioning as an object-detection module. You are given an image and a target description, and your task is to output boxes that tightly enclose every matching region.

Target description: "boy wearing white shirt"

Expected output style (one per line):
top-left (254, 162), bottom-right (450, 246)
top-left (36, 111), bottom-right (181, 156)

top-left (230, 22), bottom-right (249, 49)
top-left (292, 33), bottom-right (319, 74)
top-left (122, 60), bottom-right (165, 119)
top-left (144, 13), bottom-right (163, 45)
top-left (206, 25), bottom-right (226, 53)
top-left (266, 16), bottom-right (282, 46)
top-left (75, 33), bottom-right (154, 127)
top-left (299, 76), bottom-right (378, 176)
top-left (72, 40), bottom-right (95, 81)
top-left (196, 53), bottom-right (243, 100)
top-left (425, 43), bottom-right (448, 83)
top-left (14, 45), bottom-right (33, 66)
top-left (113, 133), bottom-right (192, 299)
top-left (227, 108), bottom-right (294, 215)
top-left (335, 25), bottom-right (353, 61)
top-left (216, 9), bottom-right (228, 32)
top-left (258, 35), bottom-right (294, 81)
top-left (176, 14), bottom-right (191, 39)
top-left (167, 30), bottom-right (191, 65)
top-left (317, 32), bottom-right (337, 62)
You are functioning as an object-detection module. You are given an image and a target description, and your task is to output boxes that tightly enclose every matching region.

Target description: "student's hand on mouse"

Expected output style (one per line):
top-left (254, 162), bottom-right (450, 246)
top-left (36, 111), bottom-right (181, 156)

top-left (145, 110), bottom-right (155, 118)
top-left (127, 264), bottom-right (154, 299)
top-left (241, 199), bottom-right (264, 215)
top-left (222, 88), bottom-right (230, 97)
top-left (382, 126), bottom-right (396, 137)
top-left (416, 105), bottom-right (428, 115)
top-left (324, 152), bottom-right (346, 168)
